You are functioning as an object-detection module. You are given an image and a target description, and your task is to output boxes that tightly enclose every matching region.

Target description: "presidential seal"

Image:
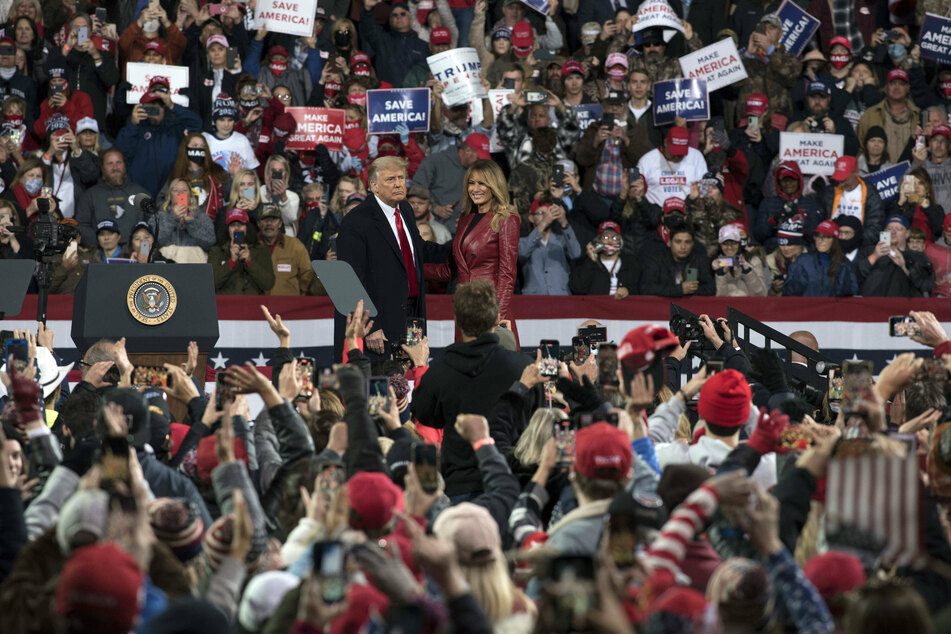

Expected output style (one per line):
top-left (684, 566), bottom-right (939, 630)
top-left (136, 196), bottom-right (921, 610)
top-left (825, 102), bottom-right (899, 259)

top-left (127, 275), bottom-right (177, 325)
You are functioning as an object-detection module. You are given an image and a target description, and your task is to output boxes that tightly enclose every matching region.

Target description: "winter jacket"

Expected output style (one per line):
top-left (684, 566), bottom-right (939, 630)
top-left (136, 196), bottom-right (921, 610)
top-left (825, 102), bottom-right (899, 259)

top-left (853, 245), bottom-right (934, 297)
top-left (0, 488), bottom-right (24, 583)
top-left (574, 117), bottom-right (654, 190)
top-left (260, 234), bottom-right (322, 296)
top-left (569, 254), bottom-right (640, 295)
top-left (639, 247), bottom-right (715, 297)
top-left (118, 22), bottom-right (187, 65)
top-left (783, 251), bottom-right (858, 297)
top-left (298, 207), bottom-right (339, 261)
top-left (44, 45), bottom-right (119, 126)
top-left (32, 89), bottom-right (94, 141)
top-left (156, 210), bottom-right (216, 251)
top-left (885, 200), bottom-right (945, 242)
top-left (754, 160), bottom-right (824, 251)
top-left (209, 243), bottom-right (276, 294)
top-left (411, 333), bottom-right (532, 497)
top-left (856, 98), bottom-right (920, 167)
top-left (138, 449), bottom-right (212, 527)
top-left (519, 225), bottom-right (581, 295)
top-left (115, 104), bottom-right (204, 198)
top-left (358, 8), bottom-right (430, 86)
top-left (822, 178), bottom-right (885, 248)
top-left (715, 254), bottom-right (769, 297)
top-left (74, 178), bottom-right (150, 247)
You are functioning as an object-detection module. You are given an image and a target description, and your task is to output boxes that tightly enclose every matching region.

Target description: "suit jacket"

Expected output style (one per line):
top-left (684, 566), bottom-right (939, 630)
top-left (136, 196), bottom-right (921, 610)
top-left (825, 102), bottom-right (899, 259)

top-left (427, 211), bottom-right (520, 320)
top-left (334, 195), bottom-right (448, 360)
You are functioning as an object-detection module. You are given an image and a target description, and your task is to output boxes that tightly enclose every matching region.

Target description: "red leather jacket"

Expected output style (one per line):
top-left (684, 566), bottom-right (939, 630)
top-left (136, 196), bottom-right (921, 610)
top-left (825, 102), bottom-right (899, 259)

top-left (427, 210), bottom-right (519, 319)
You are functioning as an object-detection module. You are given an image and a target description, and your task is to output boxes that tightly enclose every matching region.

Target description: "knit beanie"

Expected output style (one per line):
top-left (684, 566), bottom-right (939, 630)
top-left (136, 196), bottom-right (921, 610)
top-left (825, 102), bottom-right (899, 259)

top-left (202, 513), bottom-right (234, 571)
top-left (212, 94), bottom-right (237, 121)
top-left (864, 125), bottom-right (887, 146)
top-left (237, 571), bottom-right (301, 631)
top-left (148, 497), bottom-right (205, 562)
top-left (56, 489), bottom-right (109, 555)
top-left (698, 369), bottom-right (751, 428)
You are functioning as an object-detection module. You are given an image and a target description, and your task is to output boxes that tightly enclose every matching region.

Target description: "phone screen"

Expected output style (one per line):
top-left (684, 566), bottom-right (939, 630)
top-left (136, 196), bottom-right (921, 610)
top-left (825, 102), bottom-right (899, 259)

top-left (133, 365), bottom-right (169, 387)
top-left (597, 343), bottom-right (620, 387)
top-left (215, 371), bottom-right (234, 411)
top-left (101, 436), bottom-right (135, 510)
top-left (889, 315), bottom-right (921, 337)
top-left (368, 376), bottom-right (390, 416)
top-left (571, 336), bottom-right (589, 363)
top-left (539, 339), bottom-right (559, 377)
top-left (706, 359), bottom-right (724, 374)
top-left (747, 115), bottom-right (759, 131)
top-left (502, 78), bottom-right (516, 89)
top-left (841, 360), bottom-right (873, 417)
top-left (406, 318), bottom-right (425, 346)
top-left (77, 26), bottom-right (88, 45)
top-left (296, 357), bottom-right (315, 398)
top-left (411, 443), bottom-right (439, 494)
top-left (317, 463), bottom-right (345, 513)
top-left (4, 338), bottom-right (27, 372)
top-left (579, 325), bottom-right (608, 348)
top-left (312, 540), bottom-right (346, 603)
top-left (553, 419), bottom-right (577, 466)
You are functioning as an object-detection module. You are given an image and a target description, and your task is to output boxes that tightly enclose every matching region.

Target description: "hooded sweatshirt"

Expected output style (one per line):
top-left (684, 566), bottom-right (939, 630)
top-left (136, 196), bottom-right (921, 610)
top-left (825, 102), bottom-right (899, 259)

top-left (410, 333), bottom-right (532, 497)
top-left (754, 161), bottom-right (823, 251)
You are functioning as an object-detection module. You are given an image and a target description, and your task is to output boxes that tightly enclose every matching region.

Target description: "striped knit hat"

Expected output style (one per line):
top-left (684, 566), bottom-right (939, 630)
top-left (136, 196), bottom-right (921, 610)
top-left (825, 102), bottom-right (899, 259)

top-left (149, 497), bottom-right (205, 562)
top-left (203, 514), bottom-right (234, 571)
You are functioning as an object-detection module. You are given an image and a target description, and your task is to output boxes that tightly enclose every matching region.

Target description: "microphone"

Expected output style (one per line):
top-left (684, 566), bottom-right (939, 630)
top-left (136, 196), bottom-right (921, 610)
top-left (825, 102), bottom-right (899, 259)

top-left (814, 361), bottom-right (840, 376)
top-left (133, 193), bottom-right (157, 215)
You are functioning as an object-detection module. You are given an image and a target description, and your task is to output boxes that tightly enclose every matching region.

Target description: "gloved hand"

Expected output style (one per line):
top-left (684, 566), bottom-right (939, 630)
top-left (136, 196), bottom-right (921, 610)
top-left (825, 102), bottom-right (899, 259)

top-left (747, 407), bottom-right (790, 455)
top-left (555, 375), bottom-right (602, 413)
top-left (10, 366), bottom-right (42, 426)
top-left (395, 123), bottom-right (410, 145)
top-left (749, 348), bottom-right (788, 395)
top-left (350, 156), bottom-right (363, 172)
top-left (336, 364), bottom-right (367, 405)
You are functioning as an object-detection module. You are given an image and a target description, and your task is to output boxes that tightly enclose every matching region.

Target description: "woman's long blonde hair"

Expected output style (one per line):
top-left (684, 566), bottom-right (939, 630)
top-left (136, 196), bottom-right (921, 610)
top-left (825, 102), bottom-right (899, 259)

top-left (513, 408), bottom-right (566, 466)
top-left (462, 159), bottom-right (513, 232)
top-left (228, 169), bottom-right (261, 207)
top-left (463, 556), bottom-right (535, 623)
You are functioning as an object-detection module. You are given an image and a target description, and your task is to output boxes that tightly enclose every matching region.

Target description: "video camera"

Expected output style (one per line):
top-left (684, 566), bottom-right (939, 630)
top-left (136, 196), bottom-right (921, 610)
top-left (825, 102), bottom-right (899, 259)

top-left (26, 211), bottom-right (78, 258)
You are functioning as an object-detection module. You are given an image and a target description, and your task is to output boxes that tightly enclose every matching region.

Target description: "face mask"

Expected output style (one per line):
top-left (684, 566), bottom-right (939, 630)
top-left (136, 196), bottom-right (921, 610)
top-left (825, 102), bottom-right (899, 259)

top-left (348, 93), bottom-right (366, 106)
top-left (269, 61), bottom-right (287, 77)
top-left (299, 152), bottom-right (316, 166)
top-left (0, 67), bottom-right (15, 80)
top-left (344, 119), bottom-right (361, 132)
top-left (333, 30), bottom-right (351, 48)
top-left (239, 98), bottom-right (259, 110)
top-left (324, 80), bottom-right (341, 99)
top-left (941, 80), bottom-right (951, 97)
top-left (143, 19), bottom-right (159, 33)
top-left (830, 53), bottom-right (850, 69)
top-left (240, 186), bottom-right (255, 200)
top-left (187, 147), bottom-right (206, 165)
top-left (24, 177), bottom-right (41, 195)
top-left (607, 67), bottom-right (626, 81)
top-left (837, 228), bottom-right (862, 254)
top-left (599, 242), bottom-right (620, 256)
top-left (888, 43), bottom-right (906, 60)
top-left (5, 114), bottom-right (22, 126)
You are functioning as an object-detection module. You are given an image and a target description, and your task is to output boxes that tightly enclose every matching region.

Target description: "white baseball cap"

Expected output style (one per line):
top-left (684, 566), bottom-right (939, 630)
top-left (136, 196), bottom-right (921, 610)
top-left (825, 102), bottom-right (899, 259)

top-left (76, 117), bottom-right (98, 134)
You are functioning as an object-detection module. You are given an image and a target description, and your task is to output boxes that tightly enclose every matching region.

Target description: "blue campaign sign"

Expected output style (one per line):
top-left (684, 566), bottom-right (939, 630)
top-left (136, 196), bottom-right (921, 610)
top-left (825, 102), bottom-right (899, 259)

top-left (919, 13), bottom-right (951, 65)
top-left (776, 0), bottom-right (820, 57)
top-left (865, 162), bottom-right (909, 203)
top-left (520, 0), bottom-right (549, 14)
top-left (652, 78), bottom-right (709, 126)
top-left (366, 88), bottom-right (431, 135)
top-left (572, 104), bottom-right (603, 132)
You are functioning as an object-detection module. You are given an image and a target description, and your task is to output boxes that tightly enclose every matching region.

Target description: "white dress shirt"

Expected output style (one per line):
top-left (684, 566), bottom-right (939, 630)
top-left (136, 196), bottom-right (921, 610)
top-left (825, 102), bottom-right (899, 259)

top-left (374, 194), bottom-right (416, 260)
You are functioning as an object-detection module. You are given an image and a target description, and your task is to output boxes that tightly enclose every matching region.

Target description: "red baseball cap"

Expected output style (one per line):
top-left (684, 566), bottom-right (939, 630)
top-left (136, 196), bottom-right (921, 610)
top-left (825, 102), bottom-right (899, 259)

top-left (803, 552), bottom-right (865, 605)
top-left (617, 324), bottom-right (680, 373)
top-left (512, 21), bottom-right (534, 57)
top-left (267, 45), bottom-right (289, 59)
top-left (148, 75), bottom-right (170, 91)
top-left (430, 26), bottom-right (451, 45)
top-left (347, 471), bottom-right (404, 531)
top-left (933, 124), bottom-right (951, 141)
top-left (598, 220), bottom-right (622, 235)
top-left (351, 51), bottom-right (371, 67)
top-left (663, 197), bottom-right (686, 214)
top-left (561, 60), bottom-right (584, 77)
top-left (139, 91), bottom-right (164, 104)
top-left (226, 208), bottom-right (250, 225)
top-left (666, 126), bottom-right (690, 156)
top-left (464, 133), bottom-right (491, 160)
top-left (745, 93), bottom-right (768, 116)
top-left (56, 543), bottom-right (144, 631)
top-left (829, 36), bottom-right (852, 52)
top-left (814, 220), bottom-right (839, 238)
top-left (887, 68), bottom-right (909, 83)
top-left (830, 155), bottom-right (857, 181)
top-left (574, 422), bottom-right (633, 480)
top-left (143, 40), bottom-right (167, 56)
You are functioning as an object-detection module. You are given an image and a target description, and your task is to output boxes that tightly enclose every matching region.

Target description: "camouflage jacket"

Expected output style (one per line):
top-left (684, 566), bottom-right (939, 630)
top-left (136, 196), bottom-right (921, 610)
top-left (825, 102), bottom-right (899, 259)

top-left (736, 46), bottom-right (802, 120)
top-left (508, 153), bottom-right (555, 219)
top-left (686, 196), bottom-right (747, 259)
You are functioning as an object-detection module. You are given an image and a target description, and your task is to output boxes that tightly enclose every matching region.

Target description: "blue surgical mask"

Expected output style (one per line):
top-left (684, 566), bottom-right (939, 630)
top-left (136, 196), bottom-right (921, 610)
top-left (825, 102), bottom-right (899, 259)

top-left (24, 177), bottom-right (41, 195)
top-left (888, 43), bottom-right (906, 60)
top-left (240, 186), bottom-right (255, 200)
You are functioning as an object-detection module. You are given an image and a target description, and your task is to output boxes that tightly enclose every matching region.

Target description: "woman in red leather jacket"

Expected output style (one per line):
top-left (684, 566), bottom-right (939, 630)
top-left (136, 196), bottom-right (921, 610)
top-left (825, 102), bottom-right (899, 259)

top-left (427, 159), bottom-right (520, 329)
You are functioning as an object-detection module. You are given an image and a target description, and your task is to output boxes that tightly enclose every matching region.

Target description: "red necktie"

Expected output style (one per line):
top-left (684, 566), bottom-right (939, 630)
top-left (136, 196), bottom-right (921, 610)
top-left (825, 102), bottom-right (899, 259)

top-left (393, 207), bottom-right (418, 298)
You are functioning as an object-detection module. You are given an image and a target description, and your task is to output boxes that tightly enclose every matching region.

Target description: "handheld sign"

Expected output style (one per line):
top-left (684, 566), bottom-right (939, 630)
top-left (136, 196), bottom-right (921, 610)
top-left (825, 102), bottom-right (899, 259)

top-left (632, 0), bottom-right (685, 43)
top-left (776, 0), bottom-right (820, 56)
top-left (255, 0), bottom-right (317, 37)
top-left (366, 88), bottom-right (431, 135)
top-left (126, 63), bottom-right (190, 106)
top-left (572, 104), bottom-right (604, 132)
top-left (864, 162), bottom-right (910, 203)
top-left (520, 0), bottom-right (550, 15)
top-left (284, 107), bottom-right (345, 152)
top-left (678, 38), bottom-right (748, 92)
top-left (427, 47), bottom-right (487, 107)
top-left (778, 132), bottom-right (843, 175)
top-left (919, 13), bottom-right (951, 65)
top-left (653, 78), bottom-right (709, 126)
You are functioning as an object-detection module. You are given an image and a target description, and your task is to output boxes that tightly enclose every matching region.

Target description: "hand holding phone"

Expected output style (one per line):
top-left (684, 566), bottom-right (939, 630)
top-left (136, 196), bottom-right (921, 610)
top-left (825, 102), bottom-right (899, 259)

top-left (539, 340), bottom-right (559, 377)
top-left (368, 376), bottom-right (390, 416)
top-left (296, 357), bottom-right (315, 398)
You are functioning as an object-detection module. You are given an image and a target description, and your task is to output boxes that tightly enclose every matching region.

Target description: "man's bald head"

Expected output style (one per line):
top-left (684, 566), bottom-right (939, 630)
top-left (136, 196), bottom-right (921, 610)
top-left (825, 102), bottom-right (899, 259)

top-left (789, 330), bottom-right (818, 365)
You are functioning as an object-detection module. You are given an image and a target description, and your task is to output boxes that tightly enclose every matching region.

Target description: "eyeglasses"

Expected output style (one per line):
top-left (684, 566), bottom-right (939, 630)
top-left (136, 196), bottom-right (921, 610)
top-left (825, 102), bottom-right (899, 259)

top-left (530, 211), bottom-right (546, 217)
top-left (275, 93), bottom-right (292, 101)
top-left (643, 42), bottom-right (665, 49)
top-left (391, 11), bottom-right (409, 17)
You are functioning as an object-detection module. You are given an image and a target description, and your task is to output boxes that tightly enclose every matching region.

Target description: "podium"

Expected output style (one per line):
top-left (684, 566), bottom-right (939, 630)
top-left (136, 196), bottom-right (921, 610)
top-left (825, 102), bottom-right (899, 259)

top-left (0, 260), bottom-right (35, 318)
top-left (72, 264), bottom-right (219, 420)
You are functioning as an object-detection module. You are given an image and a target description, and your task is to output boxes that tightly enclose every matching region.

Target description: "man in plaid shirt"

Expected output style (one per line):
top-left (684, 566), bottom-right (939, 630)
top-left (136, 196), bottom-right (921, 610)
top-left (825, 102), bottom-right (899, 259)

top-left (496, 89), bottom-right (581, 167)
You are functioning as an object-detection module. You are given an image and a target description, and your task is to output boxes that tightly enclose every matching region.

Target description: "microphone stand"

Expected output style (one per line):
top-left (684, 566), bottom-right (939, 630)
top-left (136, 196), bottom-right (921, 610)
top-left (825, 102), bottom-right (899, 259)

top-left (138, 196), bottom-right (160, 262)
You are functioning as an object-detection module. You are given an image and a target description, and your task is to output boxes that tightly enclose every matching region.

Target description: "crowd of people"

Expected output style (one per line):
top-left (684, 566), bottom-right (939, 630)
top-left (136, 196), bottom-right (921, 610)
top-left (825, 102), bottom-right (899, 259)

top-left (0, 0), bottom-right (946, 300)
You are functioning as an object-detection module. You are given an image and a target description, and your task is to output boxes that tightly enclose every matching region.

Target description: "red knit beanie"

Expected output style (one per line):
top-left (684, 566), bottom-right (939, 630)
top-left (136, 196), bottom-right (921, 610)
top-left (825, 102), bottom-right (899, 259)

top-left (698, 369), bottom-right (751, 428)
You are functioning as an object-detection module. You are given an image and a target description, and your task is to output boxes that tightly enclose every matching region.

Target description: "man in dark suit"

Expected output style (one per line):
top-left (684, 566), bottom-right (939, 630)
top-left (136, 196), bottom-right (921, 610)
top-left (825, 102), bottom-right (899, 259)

top-left (334, 156), bottom-right (449, 360)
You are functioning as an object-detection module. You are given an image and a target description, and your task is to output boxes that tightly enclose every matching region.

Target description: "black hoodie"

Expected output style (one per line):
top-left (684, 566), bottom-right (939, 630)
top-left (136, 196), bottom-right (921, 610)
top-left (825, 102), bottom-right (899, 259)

top-left (411, 333), bottom-right (532, 497)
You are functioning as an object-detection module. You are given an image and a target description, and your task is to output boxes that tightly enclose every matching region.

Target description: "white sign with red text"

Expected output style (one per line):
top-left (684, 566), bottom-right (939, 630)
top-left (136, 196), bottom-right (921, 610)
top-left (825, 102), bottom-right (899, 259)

top-left (678, 38), bottom-right (747, 92)
top-left (632, 0), bottom-right (685, 43)
top-left (125, 63), bottom-right (190, 106)
top-left (285, 107), bottom-right (345, 152)
top-left (779, 132), bottom-right (844, 175)
top-left (255, 0), bottom-right (317, 37)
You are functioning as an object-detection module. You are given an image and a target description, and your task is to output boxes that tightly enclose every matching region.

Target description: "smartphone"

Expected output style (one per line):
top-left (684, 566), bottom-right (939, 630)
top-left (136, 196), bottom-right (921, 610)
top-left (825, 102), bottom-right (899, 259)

top-left (547, 555), bottom-right (597, 633)
top-left (552, 164), bottom-right (565, 188)
top-left (828, 368), bottom-right (843, 402)
top-left (571, 336), bottom-right (589, 363)
top-left (317, 367), bottom-right (339, 391)
top-left (525, 90), bottom-right (548, 104)
top-left (597, 343), bottom-right (620, 387)
top-left (502, 77), bottom-right (516, 90)
top-left (534, 48), bottom-right (556, 61)
top-left (316, 462), bottom-right (345, 513)
top-left (312, 540), bottom-right (346, 604)
top-left (101, 436), bottom-right (135, 511)
top-left (778, 426), bottom-right (813, 451)
top-left (628, 167), bottom-right (640, 184)
top-left (747, 115), bottom-right (759, 131)
top-left (411, 443), bottom-right (439, 494)
top-left (889, 315), bottom-right (921, 337)
top-left (296, 357), bottom-right (315, 398)
top-left (368, 376), bottom-right (390, 416)
top-left (754, 22), bottom-right (768, 36)
top-left (139, 239), bottom-right (151, 256)
top-left (51, 83), bottom-right (65, 96)
top-left (4, 338), bottom-right (27, 371)
top-left (602, 113), bottom-right (615, 130)
top-left (8, 128), bottom-right (20, 146)
top-left (553, 418), bottom-right (577, 467)
top-left (226, 47), bottom-right (239, 69)
top-left (405, 318), bottom-right (425, 346)
top-left (713, 256), bottom-right (736, 268)
top-left (879, 231), bottom-right (891, 246)
top-left (209, 3), bottom-right (228, 15)
top-left (578, 325), bottom-right (607, 349)
top-left (841, 360), bottom-right (874, 417)
top-left (706, 359), bottom-right (724, 374)
top-left (539, 339), bottom-right (559, 377)
top-left (95, 7), bottom-right (108, 23)
top-left (77, 26), bottom-right (88, 45)
top-left (272, 169), bottom-right (284, 181)
top-left (175, 191), bottom-right (188, 208)
top-left (132, 365), bottom-right (170, 387)
top-left (916, 135), bottom-right (927, 152)
top-left (215, 370), bottom-right (234, 411)
top-left (604, 412), bottom-right (619, 426)
top-left (233, 230), bottom-right (246, 246)
top-left (685, 267), bottom-right (699, 282)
